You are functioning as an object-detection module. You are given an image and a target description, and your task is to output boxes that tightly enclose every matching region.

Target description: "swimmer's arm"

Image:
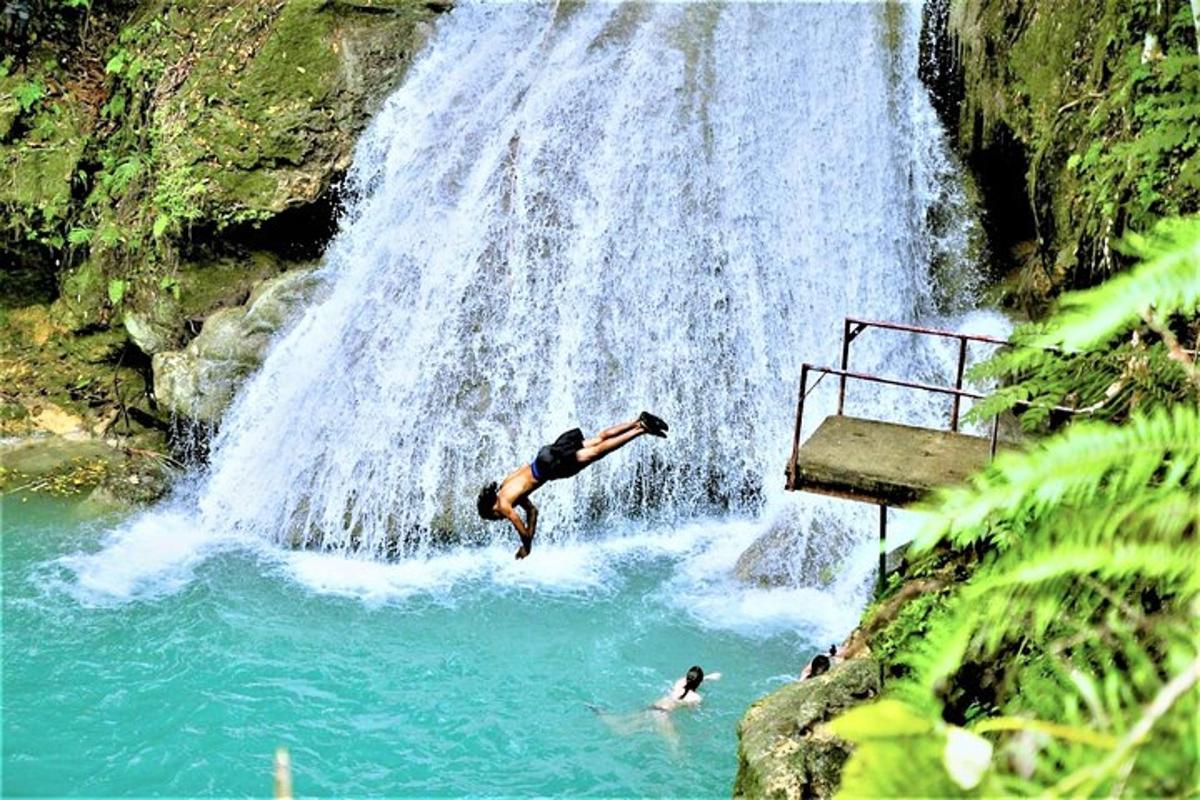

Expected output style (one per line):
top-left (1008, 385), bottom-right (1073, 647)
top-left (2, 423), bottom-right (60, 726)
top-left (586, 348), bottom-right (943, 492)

top-left (707, 672), bottom-right (722, 681)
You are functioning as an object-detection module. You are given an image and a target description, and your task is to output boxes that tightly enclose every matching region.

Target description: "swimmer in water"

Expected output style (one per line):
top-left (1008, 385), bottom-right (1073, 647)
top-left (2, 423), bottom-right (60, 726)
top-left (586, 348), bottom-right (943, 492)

top-left (591, 666), bottom-right (721, 749)
top-left (649, 665), bottom-right (721, 712)
top-left (800, 645), bottom-right (840, 680)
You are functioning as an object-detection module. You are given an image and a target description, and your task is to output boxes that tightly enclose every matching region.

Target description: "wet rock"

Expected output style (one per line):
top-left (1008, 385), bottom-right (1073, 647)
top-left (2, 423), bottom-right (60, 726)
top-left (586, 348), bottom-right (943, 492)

top-left (152, 269), bottom-right (320, 424)
top-left (79, 456), bottom-right (176, 514)
top-left (734, 659), bottom-right (882, 799)
top-left (124, 297), bottom-right (186, 356)
top-left (26, 401), bottom-right (91, 440)
top-left (734, 514), bottom-right (855, 589)
top-left (0, 435), bottom-right (119, 476)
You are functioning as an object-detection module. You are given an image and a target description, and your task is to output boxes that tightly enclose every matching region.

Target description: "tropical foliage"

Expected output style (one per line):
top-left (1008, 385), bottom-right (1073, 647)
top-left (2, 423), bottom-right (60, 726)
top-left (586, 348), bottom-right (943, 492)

top-left (832, 217), bottom-right (1200, 797)
top-left (969, 216), bottom-right (1200, 428)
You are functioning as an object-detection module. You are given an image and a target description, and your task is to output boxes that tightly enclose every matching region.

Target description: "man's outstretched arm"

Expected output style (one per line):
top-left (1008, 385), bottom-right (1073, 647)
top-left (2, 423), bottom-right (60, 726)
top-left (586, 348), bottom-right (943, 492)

top-left (518, 497), bottom-right (538, 538)
top-left (500, 499), bottom-right (537, 559)
top-left (499, 502), bottom-right (529, 537)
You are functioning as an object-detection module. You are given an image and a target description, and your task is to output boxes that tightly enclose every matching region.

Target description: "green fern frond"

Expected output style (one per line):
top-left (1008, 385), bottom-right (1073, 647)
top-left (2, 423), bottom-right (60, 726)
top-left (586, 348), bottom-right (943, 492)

top-left (1039, 216), bottom-right (1200, 351)
top-left (915, 404), bottom-right (1200, 551)
top-left (830, 216), bottom-right (1200, 798)
top-left (966, 340), bottom-right (1192, 428)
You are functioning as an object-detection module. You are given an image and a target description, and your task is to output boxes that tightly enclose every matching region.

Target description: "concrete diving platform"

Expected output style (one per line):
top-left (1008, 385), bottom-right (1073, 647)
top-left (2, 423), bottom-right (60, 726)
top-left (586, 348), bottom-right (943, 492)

top-left (787, 415), bottom-right (993, 507)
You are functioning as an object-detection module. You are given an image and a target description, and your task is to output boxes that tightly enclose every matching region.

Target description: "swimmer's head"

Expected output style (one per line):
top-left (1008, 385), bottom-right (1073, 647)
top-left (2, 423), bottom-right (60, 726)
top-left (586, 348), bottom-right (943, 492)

top-left (476, 482), bottom-right (501, 520)
top-left (679, 665), bottom-right (704, 698)
top-left (809, 654), bottom-right (831, 678)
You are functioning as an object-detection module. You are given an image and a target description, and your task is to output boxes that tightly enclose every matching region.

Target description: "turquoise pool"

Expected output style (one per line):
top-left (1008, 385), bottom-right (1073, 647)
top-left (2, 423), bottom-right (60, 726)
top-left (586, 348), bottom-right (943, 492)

top-left (2, 494), bottom-right (847, 797)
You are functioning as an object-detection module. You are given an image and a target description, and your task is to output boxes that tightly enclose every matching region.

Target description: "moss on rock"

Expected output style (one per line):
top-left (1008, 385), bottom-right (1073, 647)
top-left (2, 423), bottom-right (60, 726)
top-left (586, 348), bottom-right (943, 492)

top-left (928, 0), bottom-right (1200, 300)
top-left (112, 0), bottom-right (441, 242)
top-left (734, 659), bottom-right (883, 799)
top-left (51, 261), bottom-right (110, 332)
top-left (0, 77), bottom-right (92, 254)
top-left (1, 0), bottom-right (447, 482)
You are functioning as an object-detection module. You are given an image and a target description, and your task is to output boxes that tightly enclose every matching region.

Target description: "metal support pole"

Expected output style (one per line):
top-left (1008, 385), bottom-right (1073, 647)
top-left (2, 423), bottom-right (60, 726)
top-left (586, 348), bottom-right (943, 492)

top-left (989, 413), bottom-right (1000, 458)
top-left (837, 319), bottom-right (851, 415)
top-left (950, 336), bottom-right (968, 432)
top-left (877, 504), bottom-right (888, 597)
top-left (788, 365), bottom-right (809, 490)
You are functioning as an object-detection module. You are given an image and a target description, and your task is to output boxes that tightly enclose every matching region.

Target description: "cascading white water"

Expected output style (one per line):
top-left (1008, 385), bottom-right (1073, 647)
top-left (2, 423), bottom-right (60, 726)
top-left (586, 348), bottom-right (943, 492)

top-left (191, 0), bottom-right (984, 560)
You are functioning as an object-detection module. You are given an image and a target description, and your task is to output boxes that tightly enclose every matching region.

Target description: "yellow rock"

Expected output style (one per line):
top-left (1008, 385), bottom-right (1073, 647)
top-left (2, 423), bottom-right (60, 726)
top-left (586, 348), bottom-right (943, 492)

top-left (29, 402), bottom-right (88, 439)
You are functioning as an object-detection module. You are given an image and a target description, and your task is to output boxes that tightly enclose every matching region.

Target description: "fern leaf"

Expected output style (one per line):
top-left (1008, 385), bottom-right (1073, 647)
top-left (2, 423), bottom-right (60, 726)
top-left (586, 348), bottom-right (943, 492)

top-left (1035, 216), bottom-right (1200, 351)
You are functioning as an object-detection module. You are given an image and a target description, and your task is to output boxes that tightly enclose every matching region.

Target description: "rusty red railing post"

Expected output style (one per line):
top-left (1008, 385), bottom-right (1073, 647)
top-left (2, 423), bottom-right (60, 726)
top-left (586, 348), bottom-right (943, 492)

top-left (950, 336), bottom-right (969, 432)
top-left (788, 364), bottom-right (810, 490)
top-left (837, 319), bottom-right (851, 415)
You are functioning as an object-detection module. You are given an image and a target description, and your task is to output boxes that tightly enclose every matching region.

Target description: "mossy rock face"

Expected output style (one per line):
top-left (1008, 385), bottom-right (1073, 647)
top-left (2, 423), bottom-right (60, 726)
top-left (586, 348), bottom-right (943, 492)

top-left (145, 0), bottom-right (441, 229)
top-left (177, 251), bottom-right (285, 319)
top-left (0, 400), bottom-right (33, 436)
top-left (51, 261), bottom-right (111, 333)
top-left (1, 0), bottom-right (444, 447)
top-left (734, 659), bottom-right (882, 799)
top-left (0, 93), bottom-right (19, 140)
top-left (927, 0), bottom-right (1200, 293)
top-left (0, 81), bottom-right (91, 238)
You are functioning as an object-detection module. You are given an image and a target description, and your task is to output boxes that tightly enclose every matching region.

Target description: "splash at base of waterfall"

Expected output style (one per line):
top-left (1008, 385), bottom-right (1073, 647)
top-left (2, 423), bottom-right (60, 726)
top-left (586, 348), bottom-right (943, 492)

top-left (49, 503), bottom-right (877, 644)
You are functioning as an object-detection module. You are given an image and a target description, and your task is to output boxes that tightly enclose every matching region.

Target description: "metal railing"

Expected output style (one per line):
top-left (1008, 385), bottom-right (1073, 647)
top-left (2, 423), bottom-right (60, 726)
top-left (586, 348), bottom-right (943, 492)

top-left (787, 318), bottom-right (1009, 490)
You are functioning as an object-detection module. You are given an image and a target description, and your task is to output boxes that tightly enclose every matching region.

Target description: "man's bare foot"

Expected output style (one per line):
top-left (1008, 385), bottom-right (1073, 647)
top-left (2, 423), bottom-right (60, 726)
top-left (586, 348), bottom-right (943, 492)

top-left (515, 533), bottom-right (533, 559)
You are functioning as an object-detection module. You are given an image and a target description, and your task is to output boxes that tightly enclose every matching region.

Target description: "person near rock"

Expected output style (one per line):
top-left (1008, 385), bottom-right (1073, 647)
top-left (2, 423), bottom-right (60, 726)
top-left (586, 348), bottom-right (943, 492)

top-left (801, 645), bottom-right (840, 680)
top-left (476, 411), bottom-right (668, 558)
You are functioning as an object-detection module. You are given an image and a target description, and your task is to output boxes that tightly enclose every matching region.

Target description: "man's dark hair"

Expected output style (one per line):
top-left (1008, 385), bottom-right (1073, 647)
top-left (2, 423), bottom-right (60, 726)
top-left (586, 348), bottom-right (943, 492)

top-left (680, 665), bottom-right (704, 698)
top-left (809, 654), bottom-right (831, 678)
top-left (476, 482), bottom-right (500, 520)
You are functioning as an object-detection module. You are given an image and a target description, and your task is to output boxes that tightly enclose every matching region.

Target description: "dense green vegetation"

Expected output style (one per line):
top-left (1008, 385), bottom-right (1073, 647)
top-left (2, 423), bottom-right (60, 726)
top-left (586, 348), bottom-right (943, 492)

top-left (939, 0), bottom-right (1200, 305)
top-left (830, 217), bottom-right (1200, 796)
top-left (1, 0), bottom-right (439, 450)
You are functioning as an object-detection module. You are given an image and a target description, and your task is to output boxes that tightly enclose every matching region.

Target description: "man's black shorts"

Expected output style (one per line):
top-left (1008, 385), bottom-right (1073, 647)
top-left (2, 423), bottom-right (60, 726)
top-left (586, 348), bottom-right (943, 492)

top-left (531, 428), bottom-right (585, 482)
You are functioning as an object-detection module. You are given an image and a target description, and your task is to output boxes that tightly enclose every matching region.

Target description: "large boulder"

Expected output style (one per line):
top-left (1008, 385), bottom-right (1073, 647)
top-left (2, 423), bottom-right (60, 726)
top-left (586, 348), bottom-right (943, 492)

top-left (734, 659), bottom-right (882, 799)
top-left (152, 268), bottom-right (320, 424)
top-left (734, 513), bottom-right (857, 589)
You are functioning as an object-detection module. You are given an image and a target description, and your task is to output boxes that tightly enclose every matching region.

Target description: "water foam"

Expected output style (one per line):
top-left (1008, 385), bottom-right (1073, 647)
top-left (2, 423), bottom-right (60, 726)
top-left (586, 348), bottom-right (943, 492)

top-left (53, 507), bottom-right (234, 605)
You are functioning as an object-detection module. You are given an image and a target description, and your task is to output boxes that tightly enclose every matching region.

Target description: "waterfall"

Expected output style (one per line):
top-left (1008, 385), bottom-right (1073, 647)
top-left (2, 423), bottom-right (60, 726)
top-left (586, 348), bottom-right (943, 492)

top-left (191, 0), bottom-right (984, 560)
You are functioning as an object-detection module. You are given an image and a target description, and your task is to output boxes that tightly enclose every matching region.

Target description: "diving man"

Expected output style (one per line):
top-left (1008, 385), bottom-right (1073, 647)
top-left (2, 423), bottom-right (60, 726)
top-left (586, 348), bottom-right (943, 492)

top-left (476, 411), bottom-right (668, 558)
